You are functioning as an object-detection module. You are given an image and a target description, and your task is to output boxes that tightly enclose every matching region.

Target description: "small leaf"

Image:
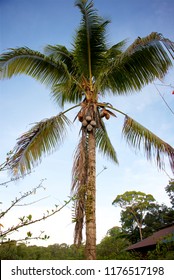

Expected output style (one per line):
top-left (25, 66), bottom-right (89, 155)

top-left (27, 214), bottom-right (32, 221)
top-left (27, 231), bottom-right (32, 237)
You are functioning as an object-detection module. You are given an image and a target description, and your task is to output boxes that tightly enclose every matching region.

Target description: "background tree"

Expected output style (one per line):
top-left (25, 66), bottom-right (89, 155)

top-left (113, 184), bottom-right (174, 244)
top-left (97, 226), bottom-right (133, 260)
top-left (119, 209), bottom-right (141, 243)
top-left (165, 179), bottom-right (174, 208)
top-left (143, 203), bottom-right (174, 238)
top-left (0, 242), bottom-right (85, 260)
top-left (112, 191), bottom-right (156, 241)
top-left (1, 0), bottom-right (174, 259)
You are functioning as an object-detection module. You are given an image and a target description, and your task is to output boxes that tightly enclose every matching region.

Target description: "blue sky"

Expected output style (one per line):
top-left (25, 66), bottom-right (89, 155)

top-left (0, 0), bottom-right (174, 246)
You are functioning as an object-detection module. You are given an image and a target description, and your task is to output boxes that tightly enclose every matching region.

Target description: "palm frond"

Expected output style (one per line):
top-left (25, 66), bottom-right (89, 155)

top-left (44, 44), bottom-right (73, 64)
top-left (51, 78), bottom-right (83, 107)
top-left (0, 47), bottom-right (70, 87)
top-left (43, 44), bottom-right (84, 106)
top-left (74, 0), bottom-right (109, 79)
top-left (122, 116), bottom-right (174, 173)
top-left (95, 121), bottom-right (118, 164)
top-left (126, 32), bottom-right (174, 57)
top-left (104, 40), bottom-right (128, 58)
top-left (97, 32), bottom-right (174, 95)
top-left (7, 114), bottom-right (71, 176)
top-left (71, 131), bottom-right (88, 245)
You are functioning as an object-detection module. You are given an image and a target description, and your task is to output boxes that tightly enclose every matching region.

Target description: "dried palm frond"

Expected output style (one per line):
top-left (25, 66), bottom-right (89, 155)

top-left (7, 113), bottom-right (71, 176)
top-left (122, 116), bottom-right (174, 173)
top-left (71, 130), bottom-right (88, 245)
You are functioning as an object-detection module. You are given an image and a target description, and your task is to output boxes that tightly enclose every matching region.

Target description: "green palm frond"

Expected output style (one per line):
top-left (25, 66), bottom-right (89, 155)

top-left (104, 40), bottom-right (127, 58)
top-left (122, 116), bottom-right (174, 173)
top-left (7, 114), bottom-right (71, 176)
top-left (0, 47), bottom-right (70, 87)
top-left (95, 121), bottom-right (118, 164)
top-left (43, 44), bottom-right (84, 106)
top-left (97, 32), bottom-right (174, 95)
top-left (51, 77), bottom-right (83, 107)
top-left (74, 0), bottom-right (109, 81)
top-left (44, 44), bottom-right (73, 64)
top-left (126, 32), bottom-right (174, 57)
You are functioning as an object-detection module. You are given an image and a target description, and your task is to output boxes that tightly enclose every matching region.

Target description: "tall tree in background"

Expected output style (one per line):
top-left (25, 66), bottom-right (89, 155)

top-left (1, 0), bottom-right (174, 259)
top-left (112, 191), bottom-right (156, 240)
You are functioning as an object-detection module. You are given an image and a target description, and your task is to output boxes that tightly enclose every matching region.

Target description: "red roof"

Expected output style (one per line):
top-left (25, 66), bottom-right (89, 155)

top-left (127, 224), bottom-right (174, 250)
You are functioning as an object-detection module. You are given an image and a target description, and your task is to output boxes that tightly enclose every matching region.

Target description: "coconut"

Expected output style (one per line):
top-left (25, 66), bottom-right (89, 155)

top-left (86, 115), bottom-right (92, 122)
top-left (105, 113), bottom-right (110, 120)
top-left (87, 124), bottom-right (93, 132)
top-left (90, 120), bottom-right (96, 127)
top-left (78, 112), bottom-right (83, 122)
top-left (82, 120), bottom-right (88, 127)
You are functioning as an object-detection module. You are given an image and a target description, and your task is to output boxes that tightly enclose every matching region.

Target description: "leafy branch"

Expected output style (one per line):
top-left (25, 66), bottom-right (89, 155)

top-left (0, 179), bottom-right (73, 244)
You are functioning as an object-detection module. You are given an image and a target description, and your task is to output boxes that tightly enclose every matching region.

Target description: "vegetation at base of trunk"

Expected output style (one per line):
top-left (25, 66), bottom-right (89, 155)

top-left (0, 0), bottom-right (174, 259)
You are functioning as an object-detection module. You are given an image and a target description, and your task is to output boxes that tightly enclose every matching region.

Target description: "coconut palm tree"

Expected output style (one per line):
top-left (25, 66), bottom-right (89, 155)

top-left (0, 0), bottom-right (174, 259)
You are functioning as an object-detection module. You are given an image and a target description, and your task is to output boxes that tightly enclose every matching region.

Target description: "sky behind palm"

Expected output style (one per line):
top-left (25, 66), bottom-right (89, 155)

top-left (0, 0), bottom-right (174, 246)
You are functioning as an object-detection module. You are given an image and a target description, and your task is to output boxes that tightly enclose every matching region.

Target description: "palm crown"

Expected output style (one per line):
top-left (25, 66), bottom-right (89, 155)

top-left (0, 0), bottom-right (174, 259)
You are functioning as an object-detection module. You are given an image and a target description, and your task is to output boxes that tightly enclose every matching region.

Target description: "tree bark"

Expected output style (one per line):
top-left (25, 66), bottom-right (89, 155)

top-left (85, 130), bottom-right (96, 260)
top-left (138, 223), bottom-right (143, 241)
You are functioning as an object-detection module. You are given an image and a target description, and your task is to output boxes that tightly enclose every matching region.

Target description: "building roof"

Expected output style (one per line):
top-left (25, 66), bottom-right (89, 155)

top-left (127, 223), bottom-right (174, 251)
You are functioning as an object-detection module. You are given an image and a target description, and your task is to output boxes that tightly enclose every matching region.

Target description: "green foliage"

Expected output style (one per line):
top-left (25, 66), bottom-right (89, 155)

top-left (74, 0), bottom-right (109, 80)
top-left (112, 190), bottom-right (155, 208)
top-left (0, 180), bottom-right (72, 245)
top-left (6, 113), bottom-right (72, 177)
top-left (113, 186), bottom-right (174, 244)
top-left (143, 204), bottom-right (174, 238)
top-left (97, 227), bottom-right (139, 260)
top-left (0, 243), bottom-right (85, 260)
top-left (122, 117), bottom-right (174, 173)
top-left (0, 47), bottom-right (70, 87)
top-left (147, 238), bottom-right (174, 260)
top-left (0, 241), bottom-right (19, 260)
top-left (165, 179), bottom-right (174, 208)
top-left (112, 191), bottom-right (156, 241)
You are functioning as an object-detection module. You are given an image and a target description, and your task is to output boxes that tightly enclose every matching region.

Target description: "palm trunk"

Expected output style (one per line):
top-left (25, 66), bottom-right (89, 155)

top-left (85, 131), bottom-right (96, 260)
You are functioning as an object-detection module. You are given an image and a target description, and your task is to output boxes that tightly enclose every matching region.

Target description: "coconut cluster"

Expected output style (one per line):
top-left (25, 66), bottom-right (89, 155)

top-left (82, 115), bottom-right (97, 132)
top-left (77, 107), bottom-right (112, 133)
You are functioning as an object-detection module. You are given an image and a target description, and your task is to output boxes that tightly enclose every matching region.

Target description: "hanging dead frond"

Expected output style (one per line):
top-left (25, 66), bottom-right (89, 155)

top-left (71, 130), bottom-right (88, 245)
top-left (7, 114), bottom-right (71, 177)
top-left (122, 116), bottom-right (174, 173)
